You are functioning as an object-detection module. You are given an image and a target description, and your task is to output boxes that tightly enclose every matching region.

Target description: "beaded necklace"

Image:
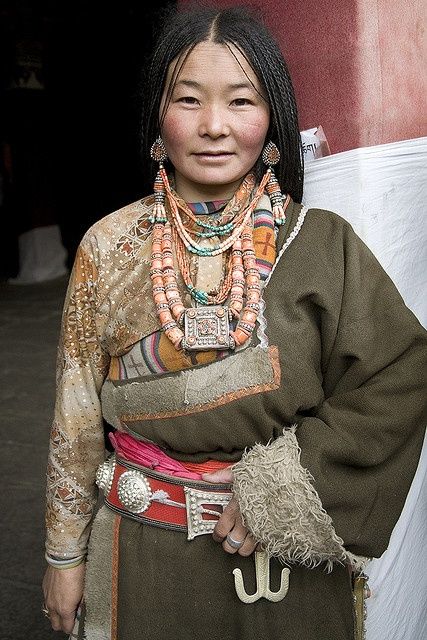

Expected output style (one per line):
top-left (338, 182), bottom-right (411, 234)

top-left (149, 171), bottom-right (287, 351)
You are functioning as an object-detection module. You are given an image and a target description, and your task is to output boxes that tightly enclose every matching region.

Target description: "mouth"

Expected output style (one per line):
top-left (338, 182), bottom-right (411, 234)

top-left (193, 151), bottom-right (234, 161)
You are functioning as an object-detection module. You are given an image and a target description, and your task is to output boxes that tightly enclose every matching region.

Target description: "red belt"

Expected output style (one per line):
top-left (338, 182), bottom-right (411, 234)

top-left (96, 455), bottom-right (233, 539)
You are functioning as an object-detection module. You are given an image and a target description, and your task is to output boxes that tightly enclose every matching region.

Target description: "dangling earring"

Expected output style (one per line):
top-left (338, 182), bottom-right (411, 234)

top-left (262, 141), bottom-right (287, 225)
top-left (149, 137), bottom-right (168, 223)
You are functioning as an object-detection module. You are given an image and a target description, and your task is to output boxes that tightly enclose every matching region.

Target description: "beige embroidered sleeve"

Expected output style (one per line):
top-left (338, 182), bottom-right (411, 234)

top-left (45, 239), bottom-right (110, 559)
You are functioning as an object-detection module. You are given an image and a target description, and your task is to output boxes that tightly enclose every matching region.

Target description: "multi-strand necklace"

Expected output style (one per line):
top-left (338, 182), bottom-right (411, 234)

top-left (149, 170), bottom-right (274, 351)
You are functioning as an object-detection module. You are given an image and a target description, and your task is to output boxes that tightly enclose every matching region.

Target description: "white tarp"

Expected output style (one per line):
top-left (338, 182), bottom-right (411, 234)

top-left (302, 136), bottom-right (427, 640)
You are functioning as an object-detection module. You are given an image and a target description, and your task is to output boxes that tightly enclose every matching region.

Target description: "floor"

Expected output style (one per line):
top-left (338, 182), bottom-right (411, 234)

top-left (0, 275), bottom-right (69, 640)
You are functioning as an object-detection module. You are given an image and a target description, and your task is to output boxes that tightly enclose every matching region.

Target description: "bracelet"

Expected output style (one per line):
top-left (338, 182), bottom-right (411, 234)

top-left (45, 552), bottom-right (86, 570)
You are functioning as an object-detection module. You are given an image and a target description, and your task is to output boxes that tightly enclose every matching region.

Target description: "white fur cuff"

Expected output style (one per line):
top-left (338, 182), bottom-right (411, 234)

top-left (232, 426), bottom-right (365, 571)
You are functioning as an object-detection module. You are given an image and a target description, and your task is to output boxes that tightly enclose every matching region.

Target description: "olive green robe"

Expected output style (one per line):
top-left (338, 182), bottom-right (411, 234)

top-left (61, 198), bottom-right (426, 640)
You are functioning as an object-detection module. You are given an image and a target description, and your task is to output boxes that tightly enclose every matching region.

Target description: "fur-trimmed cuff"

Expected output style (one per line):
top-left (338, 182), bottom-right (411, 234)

top-left (232, 426), bottom-right (367, 571)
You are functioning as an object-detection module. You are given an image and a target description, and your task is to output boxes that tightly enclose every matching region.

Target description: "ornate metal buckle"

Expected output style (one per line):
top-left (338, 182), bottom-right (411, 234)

top-left (117, 470), bottom-right (152, 513)
top-left (184, 486), bottom-right (232, 540)
top-left (95, 456), bottom-right (116, 495)
top-left (182, 305), bottom-right (234, 351)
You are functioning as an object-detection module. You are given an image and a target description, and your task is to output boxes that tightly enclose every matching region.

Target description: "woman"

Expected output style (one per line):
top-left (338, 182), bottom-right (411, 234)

top-left (42, 6), bottom-right (427, 639)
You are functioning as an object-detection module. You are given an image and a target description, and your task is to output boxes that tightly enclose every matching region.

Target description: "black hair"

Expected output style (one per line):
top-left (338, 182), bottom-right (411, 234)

top-left (141, 5), bottom-right (303, 203)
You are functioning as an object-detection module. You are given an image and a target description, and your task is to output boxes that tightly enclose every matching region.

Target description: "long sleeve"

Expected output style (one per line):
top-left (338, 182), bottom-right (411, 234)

top-left (45, 238), bottom-right (110, 559)
top-left (296, 220), bottom-right (427, 559)
top-left (233, 212), bottom-right (427, 568)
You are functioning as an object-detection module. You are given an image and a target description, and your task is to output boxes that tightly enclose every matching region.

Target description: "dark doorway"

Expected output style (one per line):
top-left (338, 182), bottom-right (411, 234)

top-left (0, 1), bottom-right (175, 278)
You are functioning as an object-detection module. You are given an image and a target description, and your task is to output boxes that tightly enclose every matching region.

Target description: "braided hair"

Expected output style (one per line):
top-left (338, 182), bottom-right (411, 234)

top-left (141, 5), bottom-right (304, 203)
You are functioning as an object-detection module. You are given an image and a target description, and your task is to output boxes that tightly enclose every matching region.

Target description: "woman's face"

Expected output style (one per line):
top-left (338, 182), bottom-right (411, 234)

top-left (160, 41), bottom-right (270, 202)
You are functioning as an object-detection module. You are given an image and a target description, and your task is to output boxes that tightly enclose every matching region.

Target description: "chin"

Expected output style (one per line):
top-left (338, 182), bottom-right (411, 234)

top-left (188, 168), bottom-right (248, 189)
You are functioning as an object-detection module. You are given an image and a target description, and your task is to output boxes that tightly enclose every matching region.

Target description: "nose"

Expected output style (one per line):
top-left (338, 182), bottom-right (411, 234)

top-left (198, 105), bottom-right (230, 138)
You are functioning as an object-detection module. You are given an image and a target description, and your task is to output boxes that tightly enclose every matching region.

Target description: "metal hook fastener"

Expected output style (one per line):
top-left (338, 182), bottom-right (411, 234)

top-left (233, 550), bottom-right (290, 603)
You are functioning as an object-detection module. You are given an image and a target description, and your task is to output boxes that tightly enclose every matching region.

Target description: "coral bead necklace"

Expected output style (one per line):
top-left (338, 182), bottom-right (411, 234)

top-left (149, 171), bottom-right (282, 351)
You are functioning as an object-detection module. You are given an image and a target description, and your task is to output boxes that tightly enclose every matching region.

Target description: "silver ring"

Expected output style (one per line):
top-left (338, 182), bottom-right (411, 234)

top-left (226, 533), bottom-right (245, 549)
top-left (42, 605), bottom-right (50, 618)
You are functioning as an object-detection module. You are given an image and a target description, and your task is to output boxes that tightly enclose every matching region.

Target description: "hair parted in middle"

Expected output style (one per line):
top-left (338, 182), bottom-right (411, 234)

top-left (141, 4), bottom-right (304, 203)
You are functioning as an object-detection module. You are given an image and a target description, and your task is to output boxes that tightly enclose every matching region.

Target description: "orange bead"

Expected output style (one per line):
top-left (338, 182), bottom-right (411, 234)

top-left (229, 306), bottom-right (243, 319)
top-left (154, 292), bottom-right (167, 304)
top-left (170, 301), bottom-right (185, 315)
top-left (166, 326), bottom-right (184, 349)
top-left (158, 310), bottom-right (172, 324)
top-left (242, 310), bottom-right (257, 323)
top-left (230, 328), bottom-right (249, 346)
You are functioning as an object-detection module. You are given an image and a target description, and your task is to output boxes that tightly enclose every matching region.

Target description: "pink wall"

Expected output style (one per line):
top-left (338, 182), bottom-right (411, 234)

top-left (179, 0), bottom-right (426, 153)
top-left (356, 0), bottom-right (426, 148)
top-left (271, 0), bottom-right (360, 154)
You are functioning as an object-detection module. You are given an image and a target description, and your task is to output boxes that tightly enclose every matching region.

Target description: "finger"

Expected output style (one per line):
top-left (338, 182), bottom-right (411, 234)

top-left (222, 514), bottom-right (248, 554)
top-left (212, 497), bottom-right (240, 542)
top-left (61, 611), bottom-right (78, 634)
top-left (223, 530), bottom-right (248, 554)
top-left (48, 611), bottom-right (62, 632)
top-left (237, 533), bottom-right (258, 557)
top-left (202, 467), bottom-right (233, 484)
top-left (48, 608), bottom-right (77, 634)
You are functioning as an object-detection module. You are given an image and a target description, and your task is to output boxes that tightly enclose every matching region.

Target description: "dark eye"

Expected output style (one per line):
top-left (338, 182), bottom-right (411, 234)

top-left (178, 96), bottom-right (199, 105)
top-left (231, 98), bottom-right (252, 106)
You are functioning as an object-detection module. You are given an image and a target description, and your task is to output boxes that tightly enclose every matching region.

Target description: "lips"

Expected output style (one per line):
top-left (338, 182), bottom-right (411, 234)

top-left (194, 151), bottom-right (233, 156)
top-left (193, 151), bottom-right (234, 163)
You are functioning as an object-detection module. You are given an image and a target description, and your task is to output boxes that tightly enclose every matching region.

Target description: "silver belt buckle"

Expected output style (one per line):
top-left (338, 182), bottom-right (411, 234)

top-left (184, 486), bottom-right (232, 540)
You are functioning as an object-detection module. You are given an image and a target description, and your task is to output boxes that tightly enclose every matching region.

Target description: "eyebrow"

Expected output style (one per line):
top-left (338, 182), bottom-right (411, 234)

top-left (175, 79), bottom-right (255, 91)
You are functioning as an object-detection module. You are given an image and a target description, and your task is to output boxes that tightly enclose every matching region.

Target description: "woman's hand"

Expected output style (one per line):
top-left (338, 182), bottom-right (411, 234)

top-left (42, 562), bottom-right (85, 633)
top-left (202, 468), bottom-right (258, 556)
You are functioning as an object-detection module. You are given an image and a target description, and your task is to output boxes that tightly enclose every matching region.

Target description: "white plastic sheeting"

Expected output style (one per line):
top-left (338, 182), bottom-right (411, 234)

top-left (302, 137), bottom-right (427, 640)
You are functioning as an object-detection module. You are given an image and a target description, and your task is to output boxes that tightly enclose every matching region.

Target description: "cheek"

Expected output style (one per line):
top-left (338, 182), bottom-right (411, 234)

top-left (161, 114), bottom-right (191, 153)
top-left (236, 114), bottom-right (270, 153)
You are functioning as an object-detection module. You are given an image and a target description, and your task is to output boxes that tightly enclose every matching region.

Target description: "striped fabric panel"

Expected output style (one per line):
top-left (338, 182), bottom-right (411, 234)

top-left (115, 330), bottom-right (228, 380)
top-left (253, 208), bottom-right (276, 280)
top-left (141, 331), bottom-right (168, 374)
top-left (187, 200), bottom-right (227, 215)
